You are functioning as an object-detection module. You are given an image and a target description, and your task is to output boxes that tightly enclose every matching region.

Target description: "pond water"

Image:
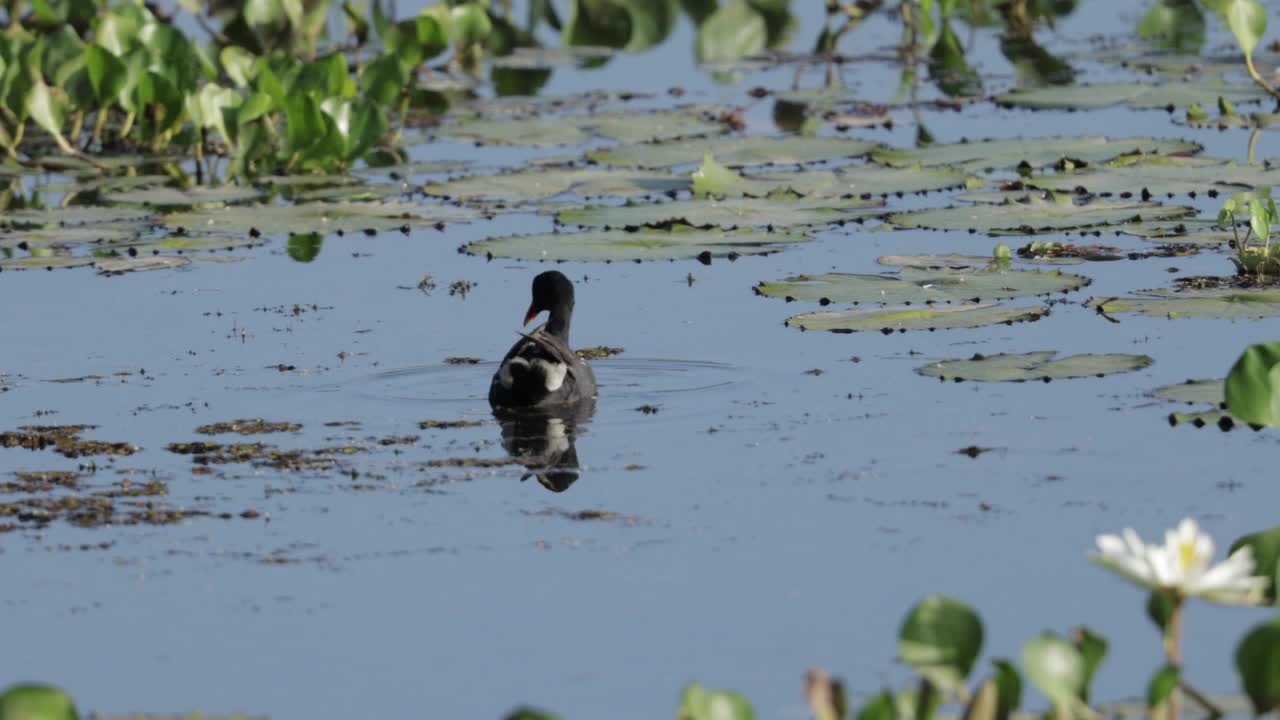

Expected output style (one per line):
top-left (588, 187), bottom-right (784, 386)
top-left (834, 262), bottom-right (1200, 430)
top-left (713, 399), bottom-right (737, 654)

top-left (4, 1), bottom-right (1280, 718)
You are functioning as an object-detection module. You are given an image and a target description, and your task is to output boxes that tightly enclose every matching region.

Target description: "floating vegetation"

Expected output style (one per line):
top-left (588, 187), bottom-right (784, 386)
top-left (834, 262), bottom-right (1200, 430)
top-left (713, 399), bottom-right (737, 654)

top-left (887, 192), bottom-right (1193, 234)
top-left (916, 351), bottom-right (1153, 382)
top-left (783, 303), bottom-right (1047, 333)
top-left (1090, 288), bottom-right (1280, 319)
top-left (556, 192), bottom-right (884, 229)
top-left (755, 265), bottom-right (1088, 305)
top-left (1026, 156), bottom-right (1280, 198)
top-left (997, 81), bottom-right (1268, 111)
top-left (162, 200), bottom-right (484, 237)
top-left (589, 135), bottom-right (879, 168)
top-left (435, 108), bottom-right (730, 146)
top-left (194, 419), bottom-right (304, 436)
top-left (464, 227), bottom-right (810, 262)
top-left (691, 153), bottom-right (974, 198)
top-left (871, 136), bottom-right (1201, 172)
top-left (0, 425), bottom-right (136, 458)
top-left (422, 167), bottom-right (687, 202)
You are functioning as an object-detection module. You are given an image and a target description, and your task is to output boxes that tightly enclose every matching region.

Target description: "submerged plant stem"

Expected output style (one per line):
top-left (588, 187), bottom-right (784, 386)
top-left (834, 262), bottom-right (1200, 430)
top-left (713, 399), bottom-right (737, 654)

top-left (1166, 597), bottom-right (1183, 720)
top-left (1245, 53), bottom-right (1280, 102)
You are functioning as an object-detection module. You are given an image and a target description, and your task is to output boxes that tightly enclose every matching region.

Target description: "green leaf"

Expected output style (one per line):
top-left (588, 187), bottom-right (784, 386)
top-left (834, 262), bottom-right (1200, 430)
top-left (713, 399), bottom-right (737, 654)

top-left (591, 135), bottom-right (877, 168)
top-left (1224, 0), bottom-right (1266, 57)
top-left (1251, 198), bottom-right (1273, 243)
top-left (448, 2), bottom-right (492, 46)
top-left (359, 53), bottom-right (408, 107)
top-left (696, 0), bottom-right (767, 65)
top-left (898, 595), bottom-right (984, 692)
top-left (1224, 342), bottom-right (1280, 427)
top-left (286, 233), bottom-right (323, 262)
top-left (888, 193), bottom-right (1192, 235)
top-left (786, 303), bottom-right (1046, 333)
top-left (856, 691), bottom-right (897, 720)
top-left (1072, 627), bottom-right (1107, 702)
top-left (916, 352), bottom-right (1151, 383)
top-left (1146, 665), bottom-right (1180, 710)
top-left (557, 193), bottom-right (883, 230)
top-left (1230, 526), bottom-right (1280, 602)
top-left (928, 21), bottom-right (981, 97)
top-left (0, 684), bottom-right (78, 720)
top-left (1021, 633), bottom-right (1086, 712)
top-left (26, 77), bottom-right (68, 141)
top-left (1236, 616), bottom-right (1280, 714)
top-left (423, 167), bottom-right (684, 202)
top-left (677, 683), bottom-right (754, 720)
top-left (84, 45), bottom-right (126, 107)
top-left (220, 46), bottom-right (258, 87)
top-left (463, 227), bottom-right (809, 262)
top-left (990, 660), bottom-right (1022, 718)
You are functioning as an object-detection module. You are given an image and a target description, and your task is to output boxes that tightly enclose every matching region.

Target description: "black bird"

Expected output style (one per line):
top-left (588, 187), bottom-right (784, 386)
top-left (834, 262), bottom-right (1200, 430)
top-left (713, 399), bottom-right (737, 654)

top-left (489, 271), bottom-right (598, 410)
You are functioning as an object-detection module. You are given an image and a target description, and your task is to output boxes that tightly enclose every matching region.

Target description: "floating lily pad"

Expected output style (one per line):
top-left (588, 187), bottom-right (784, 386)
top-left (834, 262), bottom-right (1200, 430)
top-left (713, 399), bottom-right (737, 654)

top-left (0, 222), bottom-right (149, 248)
top-left (871, 136), bottom-right (1201, 172)
top-left (95, 256), bottom-right (192, 274)
top-left (1174, 109), bottom-right (1280, 130)
top-left (1116, 218), bottom-right (1235, 245)
top-left (755, 265), bottom-right (1087, 305)
top-left (437, 109), bottom-right (726, 146)
top-left (888, 193), bottom-right (1193, 234)
top-left (557, 193), bottom-right (884, 229)
top-left (784, 303), bottom-right (1047, 333)
top-left (112, 235), bottom-right (268, 254)
top-left (1, 206), bottom-right (155, 228)
top-left (876, 254), bottom-right (996, 268)
top-left (590, 135), bottom-right (878, 168)
top-left (1167, 408), bottom-right (1235, 429)
top-left (693, 153), bottom-right (973, 198)
top-left (162, 201), bottom-right (482, 236)
top-left (1027, 156), bottom-right (1280, 197)
top-left (0, 254), bottom-right (97, 271)
top-left (997, 81), bottom-right (1268, 111)
top-left (1090, 288), bottom-right (1280, 319)
top-left (103, 185), bottom-right (267, 207)
top-left (916, 351), bottom-right (1152, 382)
top-left (423, 167), bottom-right (686, 202)
top-left (490, 46), bottom-right (615, 69)
top-left (1152, 378), bottom-right (1224, 405)
top-left (462, 226), bottom-right (809, 262)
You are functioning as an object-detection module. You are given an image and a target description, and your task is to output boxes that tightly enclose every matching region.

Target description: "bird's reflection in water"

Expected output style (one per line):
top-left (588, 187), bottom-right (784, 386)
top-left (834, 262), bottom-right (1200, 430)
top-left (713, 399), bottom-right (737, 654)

top-left (493, 398), bottom-right (595, 493)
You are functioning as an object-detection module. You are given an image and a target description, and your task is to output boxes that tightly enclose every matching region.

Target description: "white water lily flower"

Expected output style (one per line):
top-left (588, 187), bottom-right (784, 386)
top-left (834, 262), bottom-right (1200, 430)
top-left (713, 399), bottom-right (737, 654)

top-left (1093, 518), bottom-right (1268, 605)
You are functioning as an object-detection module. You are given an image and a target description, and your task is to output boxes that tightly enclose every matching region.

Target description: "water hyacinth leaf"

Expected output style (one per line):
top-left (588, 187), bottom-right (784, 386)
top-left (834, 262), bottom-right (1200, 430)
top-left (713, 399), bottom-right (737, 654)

top-left (84, 45), bottom-right (126, 106)
top-left (693, 154), bottom-right (971, 198)
top-left (463, 227), bottom-right (809, 262)
top-left (423, 167), bottom-right (686, 202)
top-left (695, 0), bottom-right (767, 66)
top-left (1152, 378), bottom-right (1224, 405)
top-left (556, 193), bottom-right (884, 229)
top-left (997, 81), bottom-right (1267, 111)
top-left (1235, 616), bottom-right (1280, 714)
top-left (871, 136), bottom-right (1201, 172)
top-left (888, 194), bottom-right (1192, 234)
top-left (1229, 526), bottom-right (1280, 602)
top-left (962, 678), bottom-right (1000, 720)
top-left (1224, 342), bottom-right (1280, 427)
top-left (755, 266), bottom-right (1087, 306)
top-left (786, 303), bottom-right (1046, 333)
top-left (1225, 0), bottom-right (1266, 57)
top-left (0, 684), bottom-right (78, 720)
top-left (677, 683), bottom-right (754, 720)
top-left (1028, 156), bottom-right (1280, 197)
top-left (1146, 665), bottom-right (1180, 711)
top-left (855, 691), bottom-right (897, 720)
top-left (991, 660), bottom-right (1022, 717)
top-left (163, 200), bottom-right (480, 236)
top-left (286, 233), bottom-right (323, 262)
top-left (503, 707), bottom-right (560, 720)
top-left (104, 185), bottom-right (266, 207)
top-left (591, 135), bottom-right (878, 169)
top-left (1090, 288), bottom-right (1280, 319)
top-left (1022, 634), bottom-right (1086, 712)
top-left (916, 352), bottom-right (1151, 382)
top-left (359, 53), bottom-right (408, 106)
top-left (898, 595), bottom-right (983, 691)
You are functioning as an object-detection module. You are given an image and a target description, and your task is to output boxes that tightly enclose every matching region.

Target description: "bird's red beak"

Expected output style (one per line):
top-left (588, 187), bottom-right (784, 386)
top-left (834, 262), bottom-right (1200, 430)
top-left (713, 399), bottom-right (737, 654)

top-left (524, 305), bottom-right (539, 326)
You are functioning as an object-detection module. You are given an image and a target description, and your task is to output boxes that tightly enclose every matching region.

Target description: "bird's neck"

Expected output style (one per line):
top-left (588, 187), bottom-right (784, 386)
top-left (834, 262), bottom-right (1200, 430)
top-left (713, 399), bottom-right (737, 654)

top-left (545, 304), bottom-right (572, 343)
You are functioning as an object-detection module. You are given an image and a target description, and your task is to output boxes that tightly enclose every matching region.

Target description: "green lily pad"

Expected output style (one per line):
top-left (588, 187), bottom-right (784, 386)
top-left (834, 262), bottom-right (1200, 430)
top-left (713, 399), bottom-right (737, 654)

top-left (871, 136), bottom-right (1201, 172)
top-left (916, 351), bottom-right (1152, 382)
top-left (1116, 218), bottom-right (1236, 245)
top-left (1027, 156), bottom-right (1280, 197)
top-left (0, 221), bottom-right (149, 248)
top-left (754, 265), bottom-right (1087, 305)
top-left (1152, 378), bottom-right (1224, 405)
top-left (784, 302), bottom-right (1047, 333)
top-left (95, 255), bottom-right (192, 274)
top-left (162, 201), bottom-right (482, 236)
top-left (490, 46), bottom-right (615, 69)
top-left (0, 254), bottom-right (97, 271)
top-left (888, 193), bottom-right (1193, 234)
top-left (423, 167), bottom-right (686, 202)
top-left (693, 153), bottom-right (973, 198)
top-left (1090, 288), bottom-right (1280, 319)
top-left (997, 81), bottom-right (1268, 111)
top-left (1168, 408), bottom-right (1235, 429)
top-left (1, 206), bottom-right (155, 228)
top-left (462, 226), bottom-right (809, 262)
top-left (590, 135), bottom-right (878, 168)
top-left (437, 109), bottom-right (726, 146)
top-left (556, 193), bottom-right (884, 229)
top-left (1174, 110), bottom-right (1280, 130)
top-left (112, 235), bottom-right (267, 254)
top-left (103, 185), bottom-right (267, 207)
top-left (875, 254), bottom-right (996, 268)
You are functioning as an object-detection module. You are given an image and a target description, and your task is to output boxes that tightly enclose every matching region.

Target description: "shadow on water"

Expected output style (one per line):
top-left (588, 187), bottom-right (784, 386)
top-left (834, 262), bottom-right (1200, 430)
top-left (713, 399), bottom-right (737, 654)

top-left (493, 399), bottom-right (595, 493)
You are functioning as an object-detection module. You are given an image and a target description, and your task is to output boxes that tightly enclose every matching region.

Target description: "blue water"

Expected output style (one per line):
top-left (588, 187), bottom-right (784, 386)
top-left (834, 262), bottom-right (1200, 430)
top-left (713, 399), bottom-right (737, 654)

top-left (4, 1), bottom-right (1280, 718)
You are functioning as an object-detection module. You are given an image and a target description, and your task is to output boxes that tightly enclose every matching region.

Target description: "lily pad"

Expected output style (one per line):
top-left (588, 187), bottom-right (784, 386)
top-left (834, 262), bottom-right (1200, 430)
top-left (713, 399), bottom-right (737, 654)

top-left (0, 206), bottom-right (155, 228)
top-left (95, 256), bottom-right (192, 274)
top-left (0, 254), bottom-right (98, 271)
top-left (0, 222), bottom-right (150, 248)
top-left (1027, 156), bottom-right (1280, 197)
top-left (162, 201), bottom-right (482, 236)
top-left (693, 154), bottom-right (973, 198)
top-left (871, 136), bottom-right (1201, 172)
top-left (590, 135), bottom-right (879, 168)
top-left (916, 351), bottom-right (1152, 382)
top-left (754, 266), bottom-right (1087, 305)
top-left (1090, 288), bottom-right (1280, 319)
top-left (490, 46), bottom-right (615, 69)
top-left (1152, 378), bottom-right (1224, 405)
top-left (437, 109), bottom-right (727, 146)
top-left (1116, 218), bottom-right (1236, 245)
top-left (997, 81), bottom-right (1268, 111)
top-left (423, 167), bottom-right (686, 202)
top-left (784, 303), bottom-right (1047, 333)
top-left (556, 193), bottom-right (884, 229)
top-left (462, 226), bottom-right (809, 262)
top-left (103, 185), bottom-right (267, 207)
top-left (888, 193), bottom-right (1193, 234)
